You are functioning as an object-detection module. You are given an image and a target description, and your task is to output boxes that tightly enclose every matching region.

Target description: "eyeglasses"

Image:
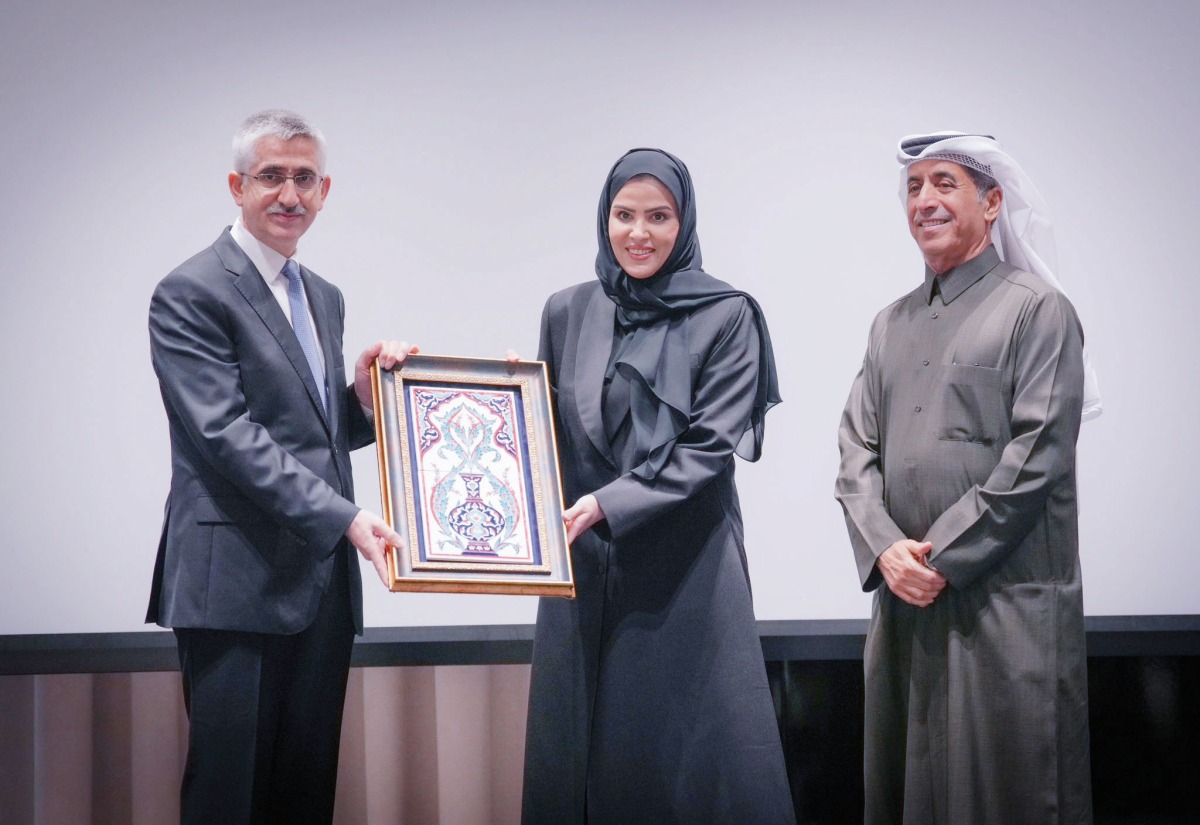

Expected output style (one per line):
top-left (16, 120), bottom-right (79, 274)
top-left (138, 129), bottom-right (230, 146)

top-left (243, 172), bottom-right (324, 192)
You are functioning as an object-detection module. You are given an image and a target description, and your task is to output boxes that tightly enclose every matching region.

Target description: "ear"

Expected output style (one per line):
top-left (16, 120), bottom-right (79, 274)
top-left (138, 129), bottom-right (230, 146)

top-left (229, 171), bottom-right (245, 206)
top-left (316, 174), bottom-right (331, 211)
top-left (983, 186), bottom-right (1003, 223)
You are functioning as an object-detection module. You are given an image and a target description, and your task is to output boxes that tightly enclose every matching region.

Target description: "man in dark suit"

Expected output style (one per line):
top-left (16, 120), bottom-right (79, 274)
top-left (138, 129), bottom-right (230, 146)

top-left (147, 109), bottom-right (412, 824)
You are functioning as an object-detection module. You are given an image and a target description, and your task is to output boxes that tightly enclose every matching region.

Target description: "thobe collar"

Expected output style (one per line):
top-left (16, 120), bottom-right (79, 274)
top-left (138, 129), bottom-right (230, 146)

top-left (922, 245), bottom-right (1000, 305)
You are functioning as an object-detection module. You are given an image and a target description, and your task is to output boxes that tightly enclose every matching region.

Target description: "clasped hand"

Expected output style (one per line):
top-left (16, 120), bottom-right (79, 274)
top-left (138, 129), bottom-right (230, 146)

top-left (877, 540), bottom-right (946, 607)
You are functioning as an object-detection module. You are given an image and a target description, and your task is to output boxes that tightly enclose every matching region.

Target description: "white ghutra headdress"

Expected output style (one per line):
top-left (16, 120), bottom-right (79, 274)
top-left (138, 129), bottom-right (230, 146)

top-left (898, 131), bottom-right (1102, 421)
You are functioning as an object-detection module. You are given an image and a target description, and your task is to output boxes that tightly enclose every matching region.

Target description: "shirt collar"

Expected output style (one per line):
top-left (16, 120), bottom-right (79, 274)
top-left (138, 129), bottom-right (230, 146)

top-left (230, 216), bottom-right (296, 283)
top-left (923, 245), bottom-right (1000, 305)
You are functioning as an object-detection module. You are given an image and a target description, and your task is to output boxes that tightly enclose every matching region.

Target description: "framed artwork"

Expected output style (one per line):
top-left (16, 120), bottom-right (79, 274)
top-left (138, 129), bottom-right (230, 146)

top-left (370, 355), bottom-right (575, 597)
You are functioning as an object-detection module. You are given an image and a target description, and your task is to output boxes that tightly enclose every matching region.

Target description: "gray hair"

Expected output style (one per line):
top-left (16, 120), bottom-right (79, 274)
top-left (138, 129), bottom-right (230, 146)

top-left (905, 146), bottom-right (1000, 202)
top-left (962, 163), bottom-right (999, 201)
top-left (232, 109), bottom-right (327, 173)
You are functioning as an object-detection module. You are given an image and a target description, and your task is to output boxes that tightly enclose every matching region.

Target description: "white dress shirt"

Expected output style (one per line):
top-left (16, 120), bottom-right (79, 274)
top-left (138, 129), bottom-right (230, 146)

top-left (230, 217), bottom-right (325, 372)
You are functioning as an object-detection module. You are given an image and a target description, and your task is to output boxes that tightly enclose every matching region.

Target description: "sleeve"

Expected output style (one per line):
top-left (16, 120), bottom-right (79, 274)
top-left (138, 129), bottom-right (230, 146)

top-left (337, 286), bottom-right (376, 452)
top-left (536, 295), bottom-right (560, 395)
top-left (149, 272), bottom-right (360, 555)
top-left (835, 314), bottom-right (908, 591)
top-left (922, 290), bottom-right (1085, 587)
top-left (348, 386), bottom-right (376, 450)
top-left (590, 298), bottom-right (763, 540)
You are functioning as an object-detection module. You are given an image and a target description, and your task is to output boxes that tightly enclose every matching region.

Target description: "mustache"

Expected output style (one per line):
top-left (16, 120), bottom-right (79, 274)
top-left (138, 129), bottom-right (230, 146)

top-left (268, 204), bottom-right (308, 216)
top-left (915, 210), bottom-right (950, 223)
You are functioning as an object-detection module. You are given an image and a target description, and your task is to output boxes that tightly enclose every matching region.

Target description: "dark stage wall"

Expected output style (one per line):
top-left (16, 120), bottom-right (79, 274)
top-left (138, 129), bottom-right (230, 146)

top-left (770, 657), bottom-right (1200, 824)
top-left (3, 617), bottom-right (1197, 823)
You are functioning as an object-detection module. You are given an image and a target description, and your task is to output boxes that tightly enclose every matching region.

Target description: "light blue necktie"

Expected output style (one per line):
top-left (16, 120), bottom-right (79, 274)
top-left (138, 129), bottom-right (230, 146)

top-left (281, 259), bottom-right (328, 413)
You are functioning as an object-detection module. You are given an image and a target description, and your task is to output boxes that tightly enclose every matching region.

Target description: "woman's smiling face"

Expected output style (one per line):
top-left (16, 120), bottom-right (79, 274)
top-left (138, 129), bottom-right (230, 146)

top-left (607, 176), bottom-right (680, 280)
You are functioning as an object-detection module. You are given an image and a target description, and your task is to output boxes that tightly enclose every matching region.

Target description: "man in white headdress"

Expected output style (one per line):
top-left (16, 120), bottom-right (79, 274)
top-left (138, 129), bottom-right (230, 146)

top-left (835, 132), bottom-right (1097, 824)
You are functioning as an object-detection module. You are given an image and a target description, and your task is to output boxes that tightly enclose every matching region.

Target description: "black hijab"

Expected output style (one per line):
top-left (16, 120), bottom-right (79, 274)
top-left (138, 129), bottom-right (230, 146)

top-left (595, 148), bottom-right (781, 480)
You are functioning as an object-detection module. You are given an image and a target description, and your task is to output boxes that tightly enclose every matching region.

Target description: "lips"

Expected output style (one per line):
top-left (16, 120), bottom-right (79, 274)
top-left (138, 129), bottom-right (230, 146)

top-left (626, 246), bottom-right (655, 259)
top-left (915, 216), bottom-right (950, 233)
top-left (269, 212), bottom-right (306, 229)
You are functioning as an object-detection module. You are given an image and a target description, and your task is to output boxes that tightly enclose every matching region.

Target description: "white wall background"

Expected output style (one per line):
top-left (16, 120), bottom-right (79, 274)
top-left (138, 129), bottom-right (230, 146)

top-left (1, 0), bottom-right (1197, 635)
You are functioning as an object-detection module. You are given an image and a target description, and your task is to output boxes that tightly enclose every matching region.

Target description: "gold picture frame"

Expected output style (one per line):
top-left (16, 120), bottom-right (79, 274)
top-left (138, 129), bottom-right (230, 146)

top-left (370, 355), bottom-right (574, 597)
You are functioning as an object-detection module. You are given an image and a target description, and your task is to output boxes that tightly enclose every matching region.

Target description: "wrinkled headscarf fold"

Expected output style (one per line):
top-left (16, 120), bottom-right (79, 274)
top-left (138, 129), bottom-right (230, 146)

top-left (595, 148), bottom-right (781, 480)
top-left (898, 131), bottom-right (1102, 421)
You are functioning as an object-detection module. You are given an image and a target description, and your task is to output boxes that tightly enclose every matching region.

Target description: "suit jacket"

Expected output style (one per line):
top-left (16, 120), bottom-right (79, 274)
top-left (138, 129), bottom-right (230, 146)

top-left (147, 228), bottom-right (374, 635)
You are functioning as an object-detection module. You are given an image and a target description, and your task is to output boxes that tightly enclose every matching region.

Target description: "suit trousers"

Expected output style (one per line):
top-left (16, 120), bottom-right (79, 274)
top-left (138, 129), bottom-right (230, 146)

top-left (175, 549), bottom-right (356, 825)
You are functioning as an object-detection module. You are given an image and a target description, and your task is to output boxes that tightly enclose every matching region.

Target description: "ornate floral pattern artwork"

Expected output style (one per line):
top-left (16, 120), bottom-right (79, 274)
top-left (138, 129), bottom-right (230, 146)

top-left (402, 382), bottom-right (543, 568)
top-left (372, 355), bottom-right (573, 596)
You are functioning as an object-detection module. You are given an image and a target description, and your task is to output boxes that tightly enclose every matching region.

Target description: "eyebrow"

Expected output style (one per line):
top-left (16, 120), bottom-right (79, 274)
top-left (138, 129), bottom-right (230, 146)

top-left (611, 202), bottom-right (676, 213)
top-left (907, 170), bottom-right (962, 185)
top-left (258, 164), bottom-right (318, 175)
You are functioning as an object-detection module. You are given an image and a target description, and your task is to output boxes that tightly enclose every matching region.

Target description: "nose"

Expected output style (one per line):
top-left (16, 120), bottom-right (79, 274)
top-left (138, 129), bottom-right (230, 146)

top-left (277, 177), bottom-right (301, 205)
top-left (629, 218), bottom-right (650, 241)
top-left (911, 181), bottom-right (938, 211)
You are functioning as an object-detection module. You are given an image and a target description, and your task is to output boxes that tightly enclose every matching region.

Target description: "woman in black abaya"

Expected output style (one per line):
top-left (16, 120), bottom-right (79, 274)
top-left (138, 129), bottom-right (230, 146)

top-left (521, 148), bottom-right (794, 824)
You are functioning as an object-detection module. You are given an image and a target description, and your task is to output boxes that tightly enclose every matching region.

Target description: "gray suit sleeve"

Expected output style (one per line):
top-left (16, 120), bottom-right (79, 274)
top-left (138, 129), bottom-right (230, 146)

top-left (149, 271), bottom-right (359, 554)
